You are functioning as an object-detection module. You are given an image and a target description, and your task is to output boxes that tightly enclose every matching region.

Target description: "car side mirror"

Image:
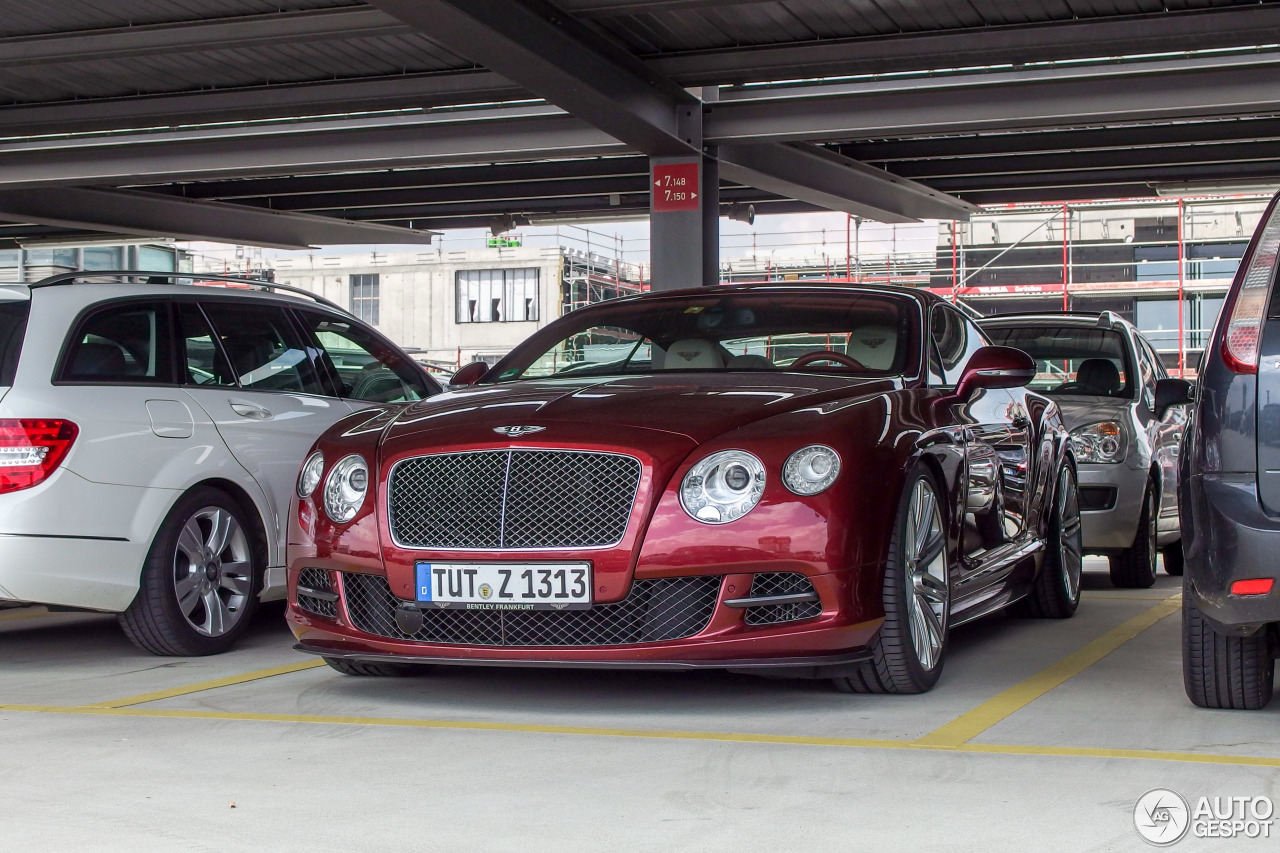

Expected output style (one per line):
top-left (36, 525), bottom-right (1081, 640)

top-left (449, 361), bottom-right (489, 389)
top-left (1154, 377), bottom-right (1194, 417)
top-left (955, 346), bottom-right (1037, 400)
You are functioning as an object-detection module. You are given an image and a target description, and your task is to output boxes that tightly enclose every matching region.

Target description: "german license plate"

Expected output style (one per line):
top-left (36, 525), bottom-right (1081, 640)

top-left (414, 562), bottom-right (592, 610)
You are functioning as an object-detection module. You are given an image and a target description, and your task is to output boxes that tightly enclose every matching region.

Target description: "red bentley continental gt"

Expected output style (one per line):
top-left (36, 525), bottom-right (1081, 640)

top-left (286, 284), bottom-right (1081, 693)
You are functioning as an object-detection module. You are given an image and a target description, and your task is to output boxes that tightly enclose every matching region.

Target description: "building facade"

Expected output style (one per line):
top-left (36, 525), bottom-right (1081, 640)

top-left (263, 245), bottom-right (642, 372)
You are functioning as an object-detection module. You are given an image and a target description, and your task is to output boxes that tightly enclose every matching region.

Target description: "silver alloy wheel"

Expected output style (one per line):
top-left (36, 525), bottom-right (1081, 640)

top-left (1145, 489), bottom-right (1158, 575)
top-left (172, 506), bottom-right (252, 637)
top-left (1058, 469), bottom-right (1084, 600)
top-left (905, 479), bottom-right (949, 671)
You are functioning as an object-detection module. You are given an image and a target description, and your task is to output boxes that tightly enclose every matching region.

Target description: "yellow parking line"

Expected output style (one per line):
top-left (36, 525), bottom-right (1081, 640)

top-left (0, 607), bottom-right (50, 622)
top-left (914, 595), bottom-right (1181, 748)
top-left (1, 701), bottom-right (1276, 768)
top-left (89, 659), bottom-right (326, 709)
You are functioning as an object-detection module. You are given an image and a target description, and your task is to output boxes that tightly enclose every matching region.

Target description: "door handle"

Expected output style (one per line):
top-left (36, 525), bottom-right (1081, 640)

top-left (229, 400), bottom-right (272, 419)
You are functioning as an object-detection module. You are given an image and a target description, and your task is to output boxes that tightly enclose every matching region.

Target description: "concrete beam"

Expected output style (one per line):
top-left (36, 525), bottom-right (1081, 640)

top-left (719, 143), bottom-right (979, 223)
top-left (369, 0), bottom-right (699, 156)
top-left (0, 188), bottom-right (438, 250)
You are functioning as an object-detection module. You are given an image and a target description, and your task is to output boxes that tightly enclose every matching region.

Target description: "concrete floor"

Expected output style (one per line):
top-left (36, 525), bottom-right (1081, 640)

top-left (3, 557), bottom-right (1278, 852)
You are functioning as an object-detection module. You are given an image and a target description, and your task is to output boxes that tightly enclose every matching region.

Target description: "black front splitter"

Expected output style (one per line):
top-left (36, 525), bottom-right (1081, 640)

top-left (296, 642), bottom-right (873, 679)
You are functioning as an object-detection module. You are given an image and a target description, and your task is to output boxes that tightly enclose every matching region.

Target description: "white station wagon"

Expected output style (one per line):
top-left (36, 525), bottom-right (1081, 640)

top-left (0, 272), bottom-right (439, 655)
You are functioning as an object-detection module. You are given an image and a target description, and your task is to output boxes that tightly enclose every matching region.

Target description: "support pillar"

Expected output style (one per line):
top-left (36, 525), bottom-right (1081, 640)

top-left (649, 153), bottom-right (718, 289)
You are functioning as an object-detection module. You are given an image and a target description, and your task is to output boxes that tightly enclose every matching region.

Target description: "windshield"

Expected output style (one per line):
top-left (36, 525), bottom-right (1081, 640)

top-left (984, 323), bottom-right (1132, 398)
top-left (0, 300), bottom-right (30, 386)
top-left (490, 291), bottom-right (918, 382)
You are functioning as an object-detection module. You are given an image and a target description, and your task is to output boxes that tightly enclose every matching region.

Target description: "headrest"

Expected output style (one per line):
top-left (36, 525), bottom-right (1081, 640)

top-left (69, 342), bottom-right (127, 377)
top-left (844, 325), bottom-right (897, 371)
top-left (659, 338), bottom-right (724, 369)
top-left (1075, 358), bottom-right (1122, 395)
top-left (726, 354), bottom-right (775, 370)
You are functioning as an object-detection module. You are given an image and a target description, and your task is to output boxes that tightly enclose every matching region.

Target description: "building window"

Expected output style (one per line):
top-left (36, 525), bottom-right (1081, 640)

top-left (456, 268), bottom-right (539, 323)
top-left (350, 274), bottom-right (380, 325)
top-left (81, 246), bottom-right (123, 270)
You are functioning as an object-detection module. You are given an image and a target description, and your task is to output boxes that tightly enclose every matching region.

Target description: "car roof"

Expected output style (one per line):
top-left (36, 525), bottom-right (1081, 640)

top-left (979, 312), bottom-right (1136, 330)
top-left (26, 271), bottom-right (347, 314)
top-left (609, 281), bottom-right (945, 307)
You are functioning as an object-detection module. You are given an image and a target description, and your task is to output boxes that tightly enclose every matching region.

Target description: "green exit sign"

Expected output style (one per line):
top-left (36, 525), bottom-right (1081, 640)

top-left (487, 235), bottom-right (523, 248)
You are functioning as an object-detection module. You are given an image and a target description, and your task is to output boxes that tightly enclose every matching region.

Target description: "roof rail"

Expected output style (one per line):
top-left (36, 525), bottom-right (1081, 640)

top-left (27, 270), bottom-right (348, 315)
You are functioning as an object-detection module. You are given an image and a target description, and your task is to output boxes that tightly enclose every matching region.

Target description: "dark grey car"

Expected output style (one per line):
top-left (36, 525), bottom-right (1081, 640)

top-left (982, 314), bottom-right (1193, 588)
top-left (1180, 191), bottom-right (1280, 710)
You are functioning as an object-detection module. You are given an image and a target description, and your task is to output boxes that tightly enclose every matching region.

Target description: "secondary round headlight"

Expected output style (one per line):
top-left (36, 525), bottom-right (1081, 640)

top-left (680, 450), bottom-right (765, 524)
top-left (1070, 421), bottom-right (1126, 464)
top-left (323, 454), bottom-right (368, 523)
top-left (783, 445), bottom-right (841, 495)
top-left (297, 450), bottom-right (324, 499)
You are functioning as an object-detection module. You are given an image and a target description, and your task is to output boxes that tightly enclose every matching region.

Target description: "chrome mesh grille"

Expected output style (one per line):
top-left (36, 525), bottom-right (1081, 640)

top-left (341, 572), bottom-right (721, 646)
top-left (744, 572), bottom-right (822, 626)
top-left (297, 568), bottom-right (336, 618)
top-left (388, 450), bottom-right (642, 550)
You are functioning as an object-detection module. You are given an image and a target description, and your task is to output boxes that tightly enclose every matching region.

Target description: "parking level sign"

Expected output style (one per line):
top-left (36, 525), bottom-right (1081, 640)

top-left (651, 161), bottom-right (700, 212)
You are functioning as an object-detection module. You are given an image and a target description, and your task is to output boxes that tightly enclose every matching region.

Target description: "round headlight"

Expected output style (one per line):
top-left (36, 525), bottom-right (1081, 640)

top-left (323, 454), bottom-right (368, 523)
top-left (297, 450), bottom-right (324, 499)
top-left (783, 445), bottom-right (841, 495)
top-left (680, 450), bottom-right (765, 524)
top-left (1069, 421), bottom-right (1127, 464)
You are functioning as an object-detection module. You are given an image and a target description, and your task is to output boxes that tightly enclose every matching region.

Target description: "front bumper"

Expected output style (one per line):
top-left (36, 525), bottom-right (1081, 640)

top-left (1181, 473), bottom-right (1280, 633)
top-left (287, 566), bottom-right (884, 674)
top-left (1077, 462), bottom-right (1148, 552)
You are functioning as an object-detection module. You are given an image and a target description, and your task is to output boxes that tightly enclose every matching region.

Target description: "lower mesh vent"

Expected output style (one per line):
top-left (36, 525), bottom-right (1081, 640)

top-left (341, 572), bottom-right (722, 646)
top-left (744, 572), bottom-right (822, 626)
top-left (297, 568), bottom-right (337, 618)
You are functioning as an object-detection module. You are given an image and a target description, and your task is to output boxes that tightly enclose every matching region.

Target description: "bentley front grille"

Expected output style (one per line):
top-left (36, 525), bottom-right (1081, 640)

top-left (741, 572), bottom-right (822, 626)
top-left (388, 450), bottom-right (643, 550)
top-left (340, 571), bottom-right (721, 646)
top-left (297, 568), bottom-right (337, 618)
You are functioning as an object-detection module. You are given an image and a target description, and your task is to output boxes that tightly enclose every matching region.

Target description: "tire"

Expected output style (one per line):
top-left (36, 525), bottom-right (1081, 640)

top-left (834, 466), bottom-right (950, 694)
top-left (119, 486), bottom-right (261, 656)
top-left (1162, 540), bottom-right (1184, 576)
top-left (1109, 482), bottom-right (1158, 589)
top-left (1183, 595), bottom-right (1274, 709)
top-left (1021, 464), bottom-right (1082, 619)
top-left (323, 657), bottom-right (433, 677)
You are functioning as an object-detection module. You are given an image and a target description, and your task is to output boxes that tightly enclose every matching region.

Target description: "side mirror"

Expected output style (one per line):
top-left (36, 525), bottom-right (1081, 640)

top-left (955, 346), bottom-right (1037, 400)
top-left (449, 361), bottom-right (489, 389)
top-left (1154, 377), bottom-right (1195, 417)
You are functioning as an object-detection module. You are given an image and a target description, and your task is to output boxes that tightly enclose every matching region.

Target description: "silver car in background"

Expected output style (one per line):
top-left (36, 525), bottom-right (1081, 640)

top-left (980, 312), bottom-right (1194, 588)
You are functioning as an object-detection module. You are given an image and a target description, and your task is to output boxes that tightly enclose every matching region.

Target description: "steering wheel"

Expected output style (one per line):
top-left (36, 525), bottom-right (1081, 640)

top-left (790, 350), bottom-right (868, 371)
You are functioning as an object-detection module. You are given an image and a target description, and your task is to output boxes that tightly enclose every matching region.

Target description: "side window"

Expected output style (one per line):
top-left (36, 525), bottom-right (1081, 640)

top-left (296, 311), bottom-right (434, 403)
top-left (1142, 338), bottom-right (1169, 380)
top-left (177, 303), bottom-right (235, 386)
top-left (198, 302), bottom-right (323, 395)
top-left (59, 301), bottom-right (174, 384)
top-left (929, 305), bottom-right (985, 386)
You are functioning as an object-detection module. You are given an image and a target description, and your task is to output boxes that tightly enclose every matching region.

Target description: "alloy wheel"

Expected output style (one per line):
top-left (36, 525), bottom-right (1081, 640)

top-left (172, 506), bottom-right (252, 637)
top-left (1057, 468), bottom-right (1084, 601)
top-left (905, 479), bottom-right (949, 671)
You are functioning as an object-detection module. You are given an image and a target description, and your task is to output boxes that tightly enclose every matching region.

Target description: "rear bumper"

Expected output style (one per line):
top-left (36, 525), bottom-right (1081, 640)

top-left (0, 469), bottom-right (174, 611)
top-left (1181, 472), bottom-right (1280, 633)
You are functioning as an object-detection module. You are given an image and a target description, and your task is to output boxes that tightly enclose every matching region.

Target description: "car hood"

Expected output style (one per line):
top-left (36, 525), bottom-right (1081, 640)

top-left (1051, 395), bottom-right (1134, 431)
top-left (384, 372), bottom-right (898, 445)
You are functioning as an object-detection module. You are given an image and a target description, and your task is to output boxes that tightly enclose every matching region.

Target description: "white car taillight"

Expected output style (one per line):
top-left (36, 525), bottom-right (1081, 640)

top-left (1222, 202), bottom-right (1280, 374)
top-left (0, 419), bottom-right (78, 494)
